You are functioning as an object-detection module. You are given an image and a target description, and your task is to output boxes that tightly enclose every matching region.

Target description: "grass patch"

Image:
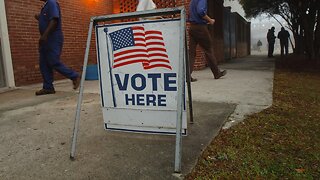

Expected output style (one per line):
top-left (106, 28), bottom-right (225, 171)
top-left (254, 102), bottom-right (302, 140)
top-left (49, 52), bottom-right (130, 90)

top-left (185, 56), bottom-right (320, 179)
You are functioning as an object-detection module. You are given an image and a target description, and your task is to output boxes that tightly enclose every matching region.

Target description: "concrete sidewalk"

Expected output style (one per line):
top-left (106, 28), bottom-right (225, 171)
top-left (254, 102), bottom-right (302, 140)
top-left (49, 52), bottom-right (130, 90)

top-left (191, 55), bottom-right (274, 129)
top-left (0, 55), bottom-right (274, 179)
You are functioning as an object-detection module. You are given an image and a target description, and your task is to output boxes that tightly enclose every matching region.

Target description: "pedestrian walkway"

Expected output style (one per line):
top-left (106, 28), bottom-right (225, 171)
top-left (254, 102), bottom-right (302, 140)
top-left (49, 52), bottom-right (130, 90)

top-left (191, 55), bottom-right (274, 129)
top-left (0, 55), bottom-right (274, 179)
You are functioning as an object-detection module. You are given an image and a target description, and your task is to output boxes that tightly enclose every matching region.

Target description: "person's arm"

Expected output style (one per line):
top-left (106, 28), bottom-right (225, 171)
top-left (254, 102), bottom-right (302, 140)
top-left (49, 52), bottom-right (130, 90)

top-left (35, 14), bottom-right (39, 21)
top-left (197, 0), bottom-right (215, 25)
top-left (203, 15), bottom-right (215, 25)
top-left (39, 19), bottom-right (58, 45)
top-left (39, 1), bottom-right (60, 45)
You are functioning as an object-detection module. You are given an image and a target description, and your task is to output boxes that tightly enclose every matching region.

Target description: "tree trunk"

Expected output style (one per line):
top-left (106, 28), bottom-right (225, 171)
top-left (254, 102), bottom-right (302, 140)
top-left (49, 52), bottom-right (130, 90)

top-left (315, 11), bottom-right (320, 59)
top-left (302, 14), bottom-right (316, 59)
top-left (293, 25), bottom-right (304, 55)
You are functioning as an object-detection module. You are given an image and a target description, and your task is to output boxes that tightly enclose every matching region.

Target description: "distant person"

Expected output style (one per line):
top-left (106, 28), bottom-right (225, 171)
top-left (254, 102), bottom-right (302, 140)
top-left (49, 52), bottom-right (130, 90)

top-left (257, 40), bottom-right (262, 52)
top-left (267, 26), bottom-right (276, 58)
top-left (35, 0), bottom-right (80, 96)
top-left (188, 0), bottom-right (226, 82)
top-left (277, 27), bottom-right (290, 56)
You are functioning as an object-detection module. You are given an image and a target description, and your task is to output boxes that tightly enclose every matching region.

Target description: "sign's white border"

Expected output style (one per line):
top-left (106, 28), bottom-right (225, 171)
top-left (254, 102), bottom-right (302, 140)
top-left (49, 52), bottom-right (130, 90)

top-left (95, 19), bottom-right (187, 135)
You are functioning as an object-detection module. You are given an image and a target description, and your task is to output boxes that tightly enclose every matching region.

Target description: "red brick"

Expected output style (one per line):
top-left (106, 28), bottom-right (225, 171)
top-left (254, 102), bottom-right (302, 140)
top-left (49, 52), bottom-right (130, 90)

top-left (5, 0), bottom-right (236, 86)
top-left (5, 0), bottom-right (113, 86)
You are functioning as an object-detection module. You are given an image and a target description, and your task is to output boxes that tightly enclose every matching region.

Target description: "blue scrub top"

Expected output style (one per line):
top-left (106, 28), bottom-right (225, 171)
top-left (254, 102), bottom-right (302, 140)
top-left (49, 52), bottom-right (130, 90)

top-left (188, 0), bottom-right (208, 24)
top-left (39, 0), bottom-right (63, 43)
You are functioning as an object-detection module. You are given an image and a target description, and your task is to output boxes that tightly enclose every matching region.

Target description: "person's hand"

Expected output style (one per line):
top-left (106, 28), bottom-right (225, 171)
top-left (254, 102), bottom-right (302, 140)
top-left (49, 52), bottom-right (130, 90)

top-left (207, 18), bottom-right (215, 25)
top-left (39, 34), bottom-right (47, 47)
top-left (35, 14), bottom-right (39, 21)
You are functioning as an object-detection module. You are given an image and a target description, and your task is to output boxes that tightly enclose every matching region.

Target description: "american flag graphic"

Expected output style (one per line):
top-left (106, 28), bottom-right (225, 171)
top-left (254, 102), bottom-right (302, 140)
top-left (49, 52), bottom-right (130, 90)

top-left (108, 26), bottom-right (172, 70)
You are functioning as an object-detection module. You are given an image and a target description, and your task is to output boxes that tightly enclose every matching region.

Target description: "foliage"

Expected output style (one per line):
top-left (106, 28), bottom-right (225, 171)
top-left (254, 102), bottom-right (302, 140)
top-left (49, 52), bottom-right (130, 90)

top-left (235, 0), bottom-right (320, 60)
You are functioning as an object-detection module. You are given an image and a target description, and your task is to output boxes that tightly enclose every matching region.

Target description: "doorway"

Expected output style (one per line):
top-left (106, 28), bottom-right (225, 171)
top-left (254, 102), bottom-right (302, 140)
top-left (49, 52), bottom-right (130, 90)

top-left (0, 39), bottom-right (5, 88)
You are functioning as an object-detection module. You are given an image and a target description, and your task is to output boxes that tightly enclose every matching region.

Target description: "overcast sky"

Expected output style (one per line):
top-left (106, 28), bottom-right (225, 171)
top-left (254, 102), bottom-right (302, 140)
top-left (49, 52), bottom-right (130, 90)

top-left (223, 0), bottom-right (246, 19)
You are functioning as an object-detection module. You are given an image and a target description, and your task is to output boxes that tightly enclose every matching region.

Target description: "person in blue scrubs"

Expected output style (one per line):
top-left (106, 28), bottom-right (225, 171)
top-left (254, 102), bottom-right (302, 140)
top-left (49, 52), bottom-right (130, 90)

top-left (35, 0), bottom-right (80, 95)
top-left (188, 0), bottom-right (226, 82)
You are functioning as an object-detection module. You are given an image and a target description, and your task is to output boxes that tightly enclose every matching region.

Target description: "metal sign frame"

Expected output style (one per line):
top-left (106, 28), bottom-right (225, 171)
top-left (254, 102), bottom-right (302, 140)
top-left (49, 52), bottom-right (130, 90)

top-left (70, 6), bottom-right (189, 173)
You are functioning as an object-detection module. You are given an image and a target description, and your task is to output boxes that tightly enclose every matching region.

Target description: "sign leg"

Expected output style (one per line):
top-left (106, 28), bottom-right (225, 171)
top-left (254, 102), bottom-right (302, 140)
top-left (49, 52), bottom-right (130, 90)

top-left (185, 34), bottom-right (194, 124)
top-left (70, 21), bottom-right (94, 160)
top-left (174, 8), bottom-right (186, 173)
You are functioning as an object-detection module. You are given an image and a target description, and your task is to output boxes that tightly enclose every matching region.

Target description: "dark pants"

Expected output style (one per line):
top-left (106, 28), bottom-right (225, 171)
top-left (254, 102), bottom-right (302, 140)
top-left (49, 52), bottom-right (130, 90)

top-left (39, 40), bottom-right (78, 90)
top-left (280, 40), bottom-right (289, 56)
top-left (188, 24), bottom-right (220, 78)
top-left (268, 42), bottom-right (275, 57)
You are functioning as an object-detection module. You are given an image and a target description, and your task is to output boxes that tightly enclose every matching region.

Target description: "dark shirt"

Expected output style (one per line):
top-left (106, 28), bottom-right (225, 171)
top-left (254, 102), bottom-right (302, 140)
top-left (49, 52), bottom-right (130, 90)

top-left (267, 29), bottom-right (276, 44)
top-left (188, 0), bottom-right (207, 24)
top-left (39, 0), bottom-right (63, 41)
top-left (278, 30), bottom-right (290, 43)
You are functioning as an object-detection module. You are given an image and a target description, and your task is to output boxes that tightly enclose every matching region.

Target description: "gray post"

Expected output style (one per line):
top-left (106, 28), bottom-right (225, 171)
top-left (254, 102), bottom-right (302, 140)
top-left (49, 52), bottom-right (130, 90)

top-left (174, 7), bottom-right (186, 173)
top-left (70, 20), bottom-right (94, 160)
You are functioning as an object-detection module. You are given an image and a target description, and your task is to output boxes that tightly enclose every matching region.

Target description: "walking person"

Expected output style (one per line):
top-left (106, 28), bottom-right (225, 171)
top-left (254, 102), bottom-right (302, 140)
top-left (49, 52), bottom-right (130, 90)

top-left (257, 40), bottom-right (262, 52)
top-left (267, 26), bottom-right (276, 57)
top-left (188, 0), bottom-right (226, 82)
top-left (277, 27), bottom-right (290, 56)
top-left (35, 0), bottom-right (80, 96)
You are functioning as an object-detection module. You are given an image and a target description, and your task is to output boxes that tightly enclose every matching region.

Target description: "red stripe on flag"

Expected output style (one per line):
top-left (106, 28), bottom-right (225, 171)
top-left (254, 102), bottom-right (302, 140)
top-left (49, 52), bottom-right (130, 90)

top-left (132, 26), bottom-right (145, 31)
top-left (134, 43), bottom-right (147, 47)
top-left (134, 38), bottom-right (145, 41)
top-left (146, 31), bottom-right (162, 35)
top-left (144, 64), bottom-right (172, 70)
top-left (146, 36), bottom-right (163, 41)
top-left (114, 48), bottom-right (147, 57)
top-left (113, 59), bottom-right (149, 68)
top-left (114, 53), bottom-right (148, 62)
top-left (146, 42), bottom-right (165, 46)
top-left (147, 47), bottom-right (167, 52)
top-left (148, 53), bottom-right (169, 58)
top-left (134, 32), bottom-right (145, 36)
top-left (149, 59), bottom-right (170, 63)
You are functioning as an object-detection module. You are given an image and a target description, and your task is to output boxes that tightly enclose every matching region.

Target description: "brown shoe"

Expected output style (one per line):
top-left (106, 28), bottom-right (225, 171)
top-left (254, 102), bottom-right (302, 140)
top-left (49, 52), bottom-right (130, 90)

top-left (215, 70), bottom-right (227, 79)
top-left (35, 89), bottom-right (55, 96)
top-left (191, 77), bottom-right (197, 82)
top-left (72, 76), bottom-right (80, 90)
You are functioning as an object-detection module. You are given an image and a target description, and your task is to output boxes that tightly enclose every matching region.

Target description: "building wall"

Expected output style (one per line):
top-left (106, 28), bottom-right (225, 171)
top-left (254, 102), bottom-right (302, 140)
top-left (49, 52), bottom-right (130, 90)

top-left (234, 13), bottom-right (250, 58)
top-left (209, 0), bottom-right (225, 64)
top-left (223, 7), bottom-right (232, 60)
top-left (4, 0), bottom-right (249, 86)
top-left (224, 10), bottom-right (251, 59)
top-left (4, 0), bottom-right (113, 86)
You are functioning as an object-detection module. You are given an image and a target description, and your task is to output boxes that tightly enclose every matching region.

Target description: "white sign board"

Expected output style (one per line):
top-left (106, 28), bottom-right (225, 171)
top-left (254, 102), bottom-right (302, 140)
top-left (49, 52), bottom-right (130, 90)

top-left (95, 19), bottom-right (187, 135)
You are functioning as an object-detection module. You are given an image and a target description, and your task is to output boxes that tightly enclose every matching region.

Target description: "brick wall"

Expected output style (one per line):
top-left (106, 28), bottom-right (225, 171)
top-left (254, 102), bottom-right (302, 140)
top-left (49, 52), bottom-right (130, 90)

top-left (113, 0), bottom-right (216, 71)
top-left (5, 0), bottom-right (227, 86)
top-left (4, 0), bottom-right (113, 86)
